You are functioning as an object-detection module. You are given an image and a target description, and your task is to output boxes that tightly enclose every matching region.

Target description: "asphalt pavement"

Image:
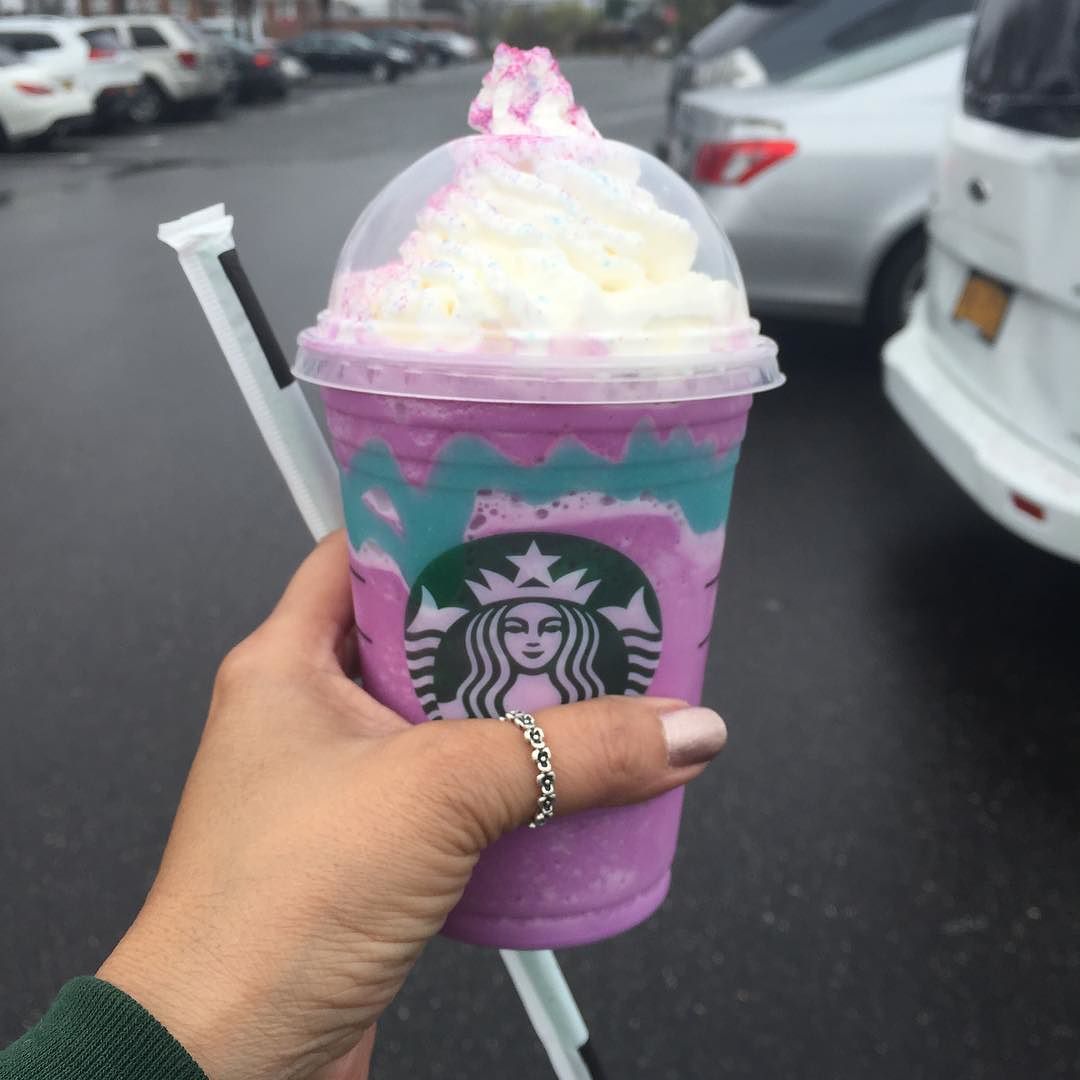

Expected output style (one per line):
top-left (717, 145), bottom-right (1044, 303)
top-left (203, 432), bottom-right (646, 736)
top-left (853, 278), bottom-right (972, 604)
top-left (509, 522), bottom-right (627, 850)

top-left (1, 57), bottom-right (1079, 1080)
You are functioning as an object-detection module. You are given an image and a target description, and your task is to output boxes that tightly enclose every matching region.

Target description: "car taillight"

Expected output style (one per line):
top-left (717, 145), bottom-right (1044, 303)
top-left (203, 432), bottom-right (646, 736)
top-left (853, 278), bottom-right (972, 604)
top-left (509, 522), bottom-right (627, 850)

top-left (177, 50), bottom-right (198, 69)
top-left (253, 50), bottom-right (274, 68)
top-left (88, 45), bottom-right (116, 60)
top-left (693, 139), bottom-right (797, 185)
top-left (15, 81), bottom-right (53, 96)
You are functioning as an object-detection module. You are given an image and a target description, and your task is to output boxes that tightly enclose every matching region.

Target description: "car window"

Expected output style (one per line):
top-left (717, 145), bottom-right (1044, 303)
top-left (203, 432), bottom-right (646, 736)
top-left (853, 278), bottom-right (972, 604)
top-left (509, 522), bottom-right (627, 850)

top-left (688, 2), bottom-right (793, 59)
top-left (789, 14), bottom-right (972, 89)
top-left (965, 0), bottom-right (1080, 137)
top-left (0, 44), bottom-right (18, 66)
top-left (827, 0), bottom-right (973, 52)
top-left (745, 0), bottom-right (975, 82)
top-left (348, 33), bottom-right (376, 49)
top-left (80, 28), bottom-right (122, 51)
top-left (0, 31), bottom-right (62, 52)
top-left (130, 25), bottom-right (168, 48)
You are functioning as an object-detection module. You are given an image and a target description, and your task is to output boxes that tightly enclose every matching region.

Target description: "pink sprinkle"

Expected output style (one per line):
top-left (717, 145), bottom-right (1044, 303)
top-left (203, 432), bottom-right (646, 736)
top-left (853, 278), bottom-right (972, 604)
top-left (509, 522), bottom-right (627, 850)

top-left (467, 43), bottom-right (599, 137)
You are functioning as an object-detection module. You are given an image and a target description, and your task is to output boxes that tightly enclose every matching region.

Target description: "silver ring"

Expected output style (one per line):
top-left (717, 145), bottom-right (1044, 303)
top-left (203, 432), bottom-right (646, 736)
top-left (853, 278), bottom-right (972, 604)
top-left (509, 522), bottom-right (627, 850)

top-left (500, 710), bottom-right (556, 828)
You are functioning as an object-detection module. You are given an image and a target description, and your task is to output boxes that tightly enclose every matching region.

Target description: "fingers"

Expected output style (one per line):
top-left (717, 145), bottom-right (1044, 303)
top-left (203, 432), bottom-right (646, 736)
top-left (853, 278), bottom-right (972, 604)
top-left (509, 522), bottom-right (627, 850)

top-left (409, 697), bottom-right (727, 845)
top-left (265, 531), bottom-right (355, 667)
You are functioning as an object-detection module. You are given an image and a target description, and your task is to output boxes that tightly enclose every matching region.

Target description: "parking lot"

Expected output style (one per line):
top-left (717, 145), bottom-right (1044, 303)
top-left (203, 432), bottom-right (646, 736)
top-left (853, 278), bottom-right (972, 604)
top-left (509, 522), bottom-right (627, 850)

top-left (2, 54), bottom-right (1079, 1080)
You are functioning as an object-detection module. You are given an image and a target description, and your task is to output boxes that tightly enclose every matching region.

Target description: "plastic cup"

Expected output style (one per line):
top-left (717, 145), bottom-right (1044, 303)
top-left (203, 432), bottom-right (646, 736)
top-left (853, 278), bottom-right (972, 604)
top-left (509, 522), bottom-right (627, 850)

top-left (295, 134), bottom-right (782, 948)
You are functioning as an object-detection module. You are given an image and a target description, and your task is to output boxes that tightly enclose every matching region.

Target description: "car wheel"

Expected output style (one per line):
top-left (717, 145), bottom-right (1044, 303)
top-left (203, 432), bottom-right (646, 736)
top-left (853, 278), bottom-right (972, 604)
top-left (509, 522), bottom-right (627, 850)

top-left (869, 229), bottom-right (926, 341)
top-left (370, 60), bottom-right (389, 83)
top-left (129, 79), bottom-right (169, 125)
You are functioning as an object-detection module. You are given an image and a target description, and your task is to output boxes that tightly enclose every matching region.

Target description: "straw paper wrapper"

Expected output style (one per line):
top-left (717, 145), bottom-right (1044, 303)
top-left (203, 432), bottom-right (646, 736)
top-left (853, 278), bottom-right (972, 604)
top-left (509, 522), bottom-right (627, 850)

top-left (158, 204), bottom-right (343, 542)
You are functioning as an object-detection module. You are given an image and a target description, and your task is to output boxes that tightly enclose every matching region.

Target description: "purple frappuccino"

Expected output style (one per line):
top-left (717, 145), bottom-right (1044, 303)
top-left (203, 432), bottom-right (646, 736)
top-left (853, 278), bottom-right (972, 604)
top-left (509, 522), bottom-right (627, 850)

top-left (295, 45), bottom-right (783, 948)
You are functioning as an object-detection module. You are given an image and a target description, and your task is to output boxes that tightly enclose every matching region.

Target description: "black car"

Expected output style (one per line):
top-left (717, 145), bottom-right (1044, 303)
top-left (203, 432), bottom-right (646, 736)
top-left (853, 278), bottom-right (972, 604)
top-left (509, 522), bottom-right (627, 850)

top-left (281, 31), bottom-right (413, 81)
top-left (218, 35), bottom-right (288, 101)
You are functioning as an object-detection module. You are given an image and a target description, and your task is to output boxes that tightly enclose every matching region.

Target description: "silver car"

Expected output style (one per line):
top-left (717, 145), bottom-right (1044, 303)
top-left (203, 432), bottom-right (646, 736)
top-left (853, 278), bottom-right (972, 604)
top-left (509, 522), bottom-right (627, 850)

top-left (672, 16), bottom-right (973, 336)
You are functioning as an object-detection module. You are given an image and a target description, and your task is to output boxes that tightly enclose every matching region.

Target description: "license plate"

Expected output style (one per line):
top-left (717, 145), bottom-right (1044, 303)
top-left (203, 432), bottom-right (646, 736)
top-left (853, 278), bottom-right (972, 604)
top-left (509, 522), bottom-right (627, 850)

top-left (61, 78), bottom-right (74, 91)
top-left (953, 271), bottom-right (1011, 343)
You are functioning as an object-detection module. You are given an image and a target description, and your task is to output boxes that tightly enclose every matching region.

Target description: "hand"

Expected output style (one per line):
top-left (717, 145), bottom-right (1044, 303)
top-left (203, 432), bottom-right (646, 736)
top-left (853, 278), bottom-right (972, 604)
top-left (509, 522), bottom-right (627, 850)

top-left (98, 532), bottom-right (727, 1080)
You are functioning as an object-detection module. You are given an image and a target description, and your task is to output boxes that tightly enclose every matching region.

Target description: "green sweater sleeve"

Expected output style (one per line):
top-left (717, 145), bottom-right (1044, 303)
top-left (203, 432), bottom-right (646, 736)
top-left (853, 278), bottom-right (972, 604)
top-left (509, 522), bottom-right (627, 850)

top-left (0, 977), bottom-right (207, 1080)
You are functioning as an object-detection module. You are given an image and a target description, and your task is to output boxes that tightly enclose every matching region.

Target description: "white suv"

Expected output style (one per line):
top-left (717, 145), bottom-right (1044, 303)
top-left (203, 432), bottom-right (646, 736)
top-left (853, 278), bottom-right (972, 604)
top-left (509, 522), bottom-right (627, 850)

top-left (884, 0), bottom-right (1080, 563)
top-left (0, 16), bottom-right (140, 127)
top-left (79, 14), bottom-right (232, 124)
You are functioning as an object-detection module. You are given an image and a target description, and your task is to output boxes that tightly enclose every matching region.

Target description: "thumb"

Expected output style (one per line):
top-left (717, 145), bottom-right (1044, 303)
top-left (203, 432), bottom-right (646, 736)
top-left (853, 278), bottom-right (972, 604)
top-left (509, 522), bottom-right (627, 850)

top-left (427, 697), bottom-right (727, 843)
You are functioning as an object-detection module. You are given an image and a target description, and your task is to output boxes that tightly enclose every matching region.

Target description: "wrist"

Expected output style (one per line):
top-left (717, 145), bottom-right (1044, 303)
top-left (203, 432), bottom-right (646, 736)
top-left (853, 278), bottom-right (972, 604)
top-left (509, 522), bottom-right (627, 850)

top-left (98, 918), bottom-right (255, 1080)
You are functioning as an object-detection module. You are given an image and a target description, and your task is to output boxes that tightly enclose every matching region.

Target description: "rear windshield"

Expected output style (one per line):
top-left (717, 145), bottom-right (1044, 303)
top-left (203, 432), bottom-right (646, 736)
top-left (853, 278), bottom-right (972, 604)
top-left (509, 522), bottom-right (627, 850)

top-left (0, 44), bottom-right (18, 67)
top-left (747, 0), bottom-right (974, 82)
top-left (0, 31), bottom-right (61, 52)
top-left (965, 0), bottom-right (1080, 137)
top-left (688, 2), bottom-right (793, 58)
top-left (790, 14), bottom-right (971, 89)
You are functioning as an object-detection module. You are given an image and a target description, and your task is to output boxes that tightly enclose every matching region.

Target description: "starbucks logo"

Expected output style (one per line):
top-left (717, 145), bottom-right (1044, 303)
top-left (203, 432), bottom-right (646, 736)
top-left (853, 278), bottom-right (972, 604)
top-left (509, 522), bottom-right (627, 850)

top-left (405, 532), bottom-right (663, 720)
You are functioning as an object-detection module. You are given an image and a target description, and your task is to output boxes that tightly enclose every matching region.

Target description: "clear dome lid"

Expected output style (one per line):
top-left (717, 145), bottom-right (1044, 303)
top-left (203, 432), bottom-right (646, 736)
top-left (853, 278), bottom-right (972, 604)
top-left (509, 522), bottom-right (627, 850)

top-left (294, 133), bottom-right (783, 404)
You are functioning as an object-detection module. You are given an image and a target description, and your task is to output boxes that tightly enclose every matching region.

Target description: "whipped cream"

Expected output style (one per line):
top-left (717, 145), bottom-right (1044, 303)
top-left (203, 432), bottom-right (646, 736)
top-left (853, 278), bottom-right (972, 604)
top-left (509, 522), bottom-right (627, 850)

top-left (467, 43), bottom-right (599, 137)
top-left (325, 45), bottom-right (751, 355)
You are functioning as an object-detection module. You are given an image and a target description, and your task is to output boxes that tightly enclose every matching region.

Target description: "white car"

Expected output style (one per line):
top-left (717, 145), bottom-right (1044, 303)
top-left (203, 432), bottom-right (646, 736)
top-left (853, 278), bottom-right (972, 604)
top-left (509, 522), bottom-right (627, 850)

top-left (79, 14), bottom-right (232, 124)
top-left (672, 16), bottom-right (973, 336)
top-left (884, 0), bottom-right (1080, 563)
top-left (0, 43), bottom-right (93, 147)
top-left (0, 16), bottom-right (140, 126)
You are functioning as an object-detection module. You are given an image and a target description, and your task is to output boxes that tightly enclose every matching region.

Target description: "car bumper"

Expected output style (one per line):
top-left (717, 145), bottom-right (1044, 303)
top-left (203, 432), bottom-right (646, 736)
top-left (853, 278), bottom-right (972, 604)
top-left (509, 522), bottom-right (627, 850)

top-left (9, 95), bottom-right (93, 141)
top-left (694, 182), bottom-right (864, 323)
top-left (884, 298), bottom-right (1080, 563)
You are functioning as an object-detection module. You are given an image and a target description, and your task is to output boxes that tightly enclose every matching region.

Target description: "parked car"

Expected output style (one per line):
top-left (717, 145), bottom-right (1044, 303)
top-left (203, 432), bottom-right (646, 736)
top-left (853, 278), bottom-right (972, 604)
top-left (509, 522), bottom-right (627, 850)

top-left (216, 35), bottom-right (288, 102)
top-left (673, 15), bottom-right (973, 336)
top-left (423, 30), bottom-right (480, 63)
top-left (884, 0), bottom-right (1080, 564)
top-left (0, 42), bottom-right (93, 147)
top-left (281, 31), bottom-right (413, 81)
top-left (198, 22), bottom-right (311, 84)
top-left (0, 16), bottom-right (140, 127)
top-left (79, 14), bottom-right (232, 124)
top-left (661, 0), bottom-right (975, 159)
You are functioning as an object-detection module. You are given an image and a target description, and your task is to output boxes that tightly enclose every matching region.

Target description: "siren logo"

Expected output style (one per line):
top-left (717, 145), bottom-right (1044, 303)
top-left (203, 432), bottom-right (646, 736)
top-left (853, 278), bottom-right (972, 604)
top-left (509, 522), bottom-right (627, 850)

top-left (405, 533), bottom-right (663, 720)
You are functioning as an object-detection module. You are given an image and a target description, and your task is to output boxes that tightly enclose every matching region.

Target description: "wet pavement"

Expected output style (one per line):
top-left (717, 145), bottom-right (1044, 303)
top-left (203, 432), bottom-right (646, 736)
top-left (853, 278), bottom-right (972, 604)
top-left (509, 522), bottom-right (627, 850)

top-left (1, 57), bottom-right (1079, 1080)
